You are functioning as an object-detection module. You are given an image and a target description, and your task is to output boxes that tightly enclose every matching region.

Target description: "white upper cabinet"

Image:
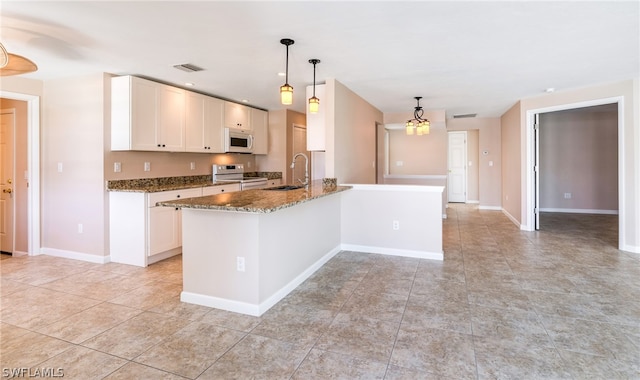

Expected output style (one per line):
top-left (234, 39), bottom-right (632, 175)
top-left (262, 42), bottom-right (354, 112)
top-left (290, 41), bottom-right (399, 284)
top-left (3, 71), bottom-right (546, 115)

top-left (224, 101), bottom-right (251, 130)
top-left (111, 75), bottom-right (185, 152)
top-left (185, 92), bottom-right (225, 153)
top-left (306, 84), bottom-right (326, 151)
top-left (251, 108), bottom-right (268, 155)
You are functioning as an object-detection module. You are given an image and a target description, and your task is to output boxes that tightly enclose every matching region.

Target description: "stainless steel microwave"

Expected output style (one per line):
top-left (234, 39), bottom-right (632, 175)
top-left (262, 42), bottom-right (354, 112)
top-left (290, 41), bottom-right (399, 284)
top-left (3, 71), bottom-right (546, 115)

top-left (224, 127), bottom-right (253, 153)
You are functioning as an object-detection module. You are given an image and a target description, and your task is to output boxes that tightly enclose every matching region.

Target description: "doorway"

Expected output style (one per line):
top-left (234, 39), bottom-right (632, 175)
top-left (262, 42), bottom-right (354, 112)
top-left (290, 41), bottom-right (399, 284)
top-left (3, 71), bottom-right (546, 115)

top-left (535, 104), bottom-right (619, 232)
top-left (1, 109), bottom-right (15, 255)
top-left (526, 96), bottom-right (625, 250)
top-left (448, 131), bottom-right (467, 203)
top-left (0, 91), bottom-right (40, 256)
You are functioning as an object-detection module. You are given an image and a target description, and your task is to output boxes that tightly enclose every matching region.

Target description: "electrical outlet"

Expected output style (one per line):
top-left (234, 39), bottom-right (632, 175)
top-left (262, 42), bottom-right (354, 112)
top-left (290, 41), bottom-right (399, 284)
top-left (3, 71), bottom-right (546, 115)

top-left (114, 162), bottom-right (121, 172)
top-left (57, 162), bottom-right (63, 172)
top-left (564, 192), bottom-right (572, 199)
top-left (190, 162), bottom-right (196, 170)
top-left (144, 162), bottom-right (151, 171)
top-left (396, 161), bottom-right (403, 167)
top-left (78, 224), bottom-right (83, 234)
top-left (236, 256), bottom-right (245, 272)
top-left (392, 220), bottom-right (400, 230)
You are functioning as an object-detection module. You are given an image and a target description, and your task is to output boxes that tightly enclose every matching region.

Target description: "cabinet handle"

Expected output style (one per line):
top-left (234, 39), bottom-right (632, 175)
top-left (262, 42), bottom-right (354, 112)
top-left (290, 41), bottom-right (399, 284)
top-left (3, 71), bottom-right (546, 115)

top-left (175, 207), bottom-right (179, 211)
top-left (221, 189), bottom-right (225, 192)
top-left (177, 195), bottom-right (181, 198)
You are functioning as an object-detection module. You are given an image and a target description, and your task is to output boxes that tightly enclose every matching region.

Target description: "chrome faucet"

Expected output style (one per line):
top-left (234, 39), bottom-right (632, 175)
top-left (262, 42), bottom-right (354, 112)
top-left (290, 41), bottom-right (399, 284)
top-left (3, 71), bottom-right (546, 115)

top-left (290, 152), bottom-right (309, 188)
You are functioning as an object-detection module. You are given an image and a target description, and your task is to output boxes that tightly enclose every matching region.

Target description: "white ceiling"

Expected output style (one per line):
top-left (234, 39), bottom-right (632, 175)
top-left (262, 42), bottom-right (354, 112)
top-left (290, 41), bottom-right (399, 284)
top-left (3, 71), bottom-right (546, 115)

top-left (1, 1), bottom-right (638, 118)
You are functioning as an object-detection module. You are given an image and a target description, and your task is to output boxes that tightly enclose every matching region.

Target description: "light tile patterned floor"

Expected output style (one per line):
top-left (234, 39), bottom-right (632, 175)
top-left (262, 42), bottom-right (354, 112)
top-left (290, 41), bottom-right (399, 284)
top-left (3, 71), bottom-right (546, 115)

top-left (1, 205), bottom-right (638, 379)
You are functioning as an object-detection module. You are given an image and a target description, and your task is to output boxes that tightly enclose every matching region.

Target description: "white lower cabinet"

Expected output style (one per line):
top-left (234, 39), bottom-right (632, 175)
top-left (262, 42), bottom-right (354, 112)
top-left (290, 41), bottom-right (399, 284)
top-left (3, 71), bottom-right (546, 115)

top-left (110, 187), bottom-right (202, 267)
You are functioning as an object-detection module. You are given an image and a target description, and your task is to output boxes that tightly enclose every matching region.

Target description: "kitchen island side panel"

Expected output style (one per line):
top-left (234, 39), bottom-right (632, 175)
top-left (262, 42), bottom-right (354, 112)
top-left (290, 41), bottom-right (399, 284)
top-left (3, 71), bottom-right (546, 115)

top-left (181, 209), bottom-right (260, 305)
top-left (258, 193), bottom-right (342, 303)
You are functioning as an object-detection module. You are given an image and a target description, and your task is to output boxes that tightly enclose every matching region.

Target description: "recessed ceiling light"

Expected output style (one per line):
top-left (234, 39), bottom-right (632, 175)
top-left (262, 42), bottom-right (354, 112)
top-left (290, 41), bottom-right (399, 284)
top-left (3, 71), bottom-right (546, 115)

top-left (185, 82), bottom-right (194, 87)
top-left (277, 72), bottom-right (286, 77)
top-left (241, 99), bottom-right (249, 103)
top-left (545, 87), bottom-right (555, 93)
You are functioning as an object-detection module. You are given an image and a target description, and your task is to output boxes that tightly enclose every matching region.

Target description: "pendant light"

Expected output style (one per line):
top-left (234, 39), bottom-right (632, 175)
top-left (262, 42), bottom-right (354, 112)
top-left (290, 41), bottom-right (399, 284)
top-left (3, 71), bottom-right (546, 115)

top-left (280, 38), bottom-right (294, 105)
top-left (308, 59), bottom-right (320, 114)
top-left (405, 96), bottom-right (430, 136)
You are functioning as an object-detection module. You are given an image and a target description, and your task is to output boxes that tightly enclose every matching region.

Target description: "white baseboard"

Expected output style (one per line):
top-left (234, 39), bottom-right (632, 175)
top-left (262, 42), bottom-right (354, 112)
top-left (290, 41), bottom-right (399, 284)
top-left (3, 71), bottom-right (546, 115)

top-left (181, 292), bottom-right (261, 316)
top-left (479, 205), bottom-right (502, 210)
top-left (340, 244), bottom-right (443, 261)
top-left (539, 208), bottom-right (619, 215)
top-left (12, 250), bottom-right (28, 257)
top-left (40, 247), bottom-right (110, 264)
top-left (181, 245), bottom-right (342, 317)
top-left (466, 200), bottom-right (480, 204)
top-left (501, 209), bottom-right (521, 228)
top-left (621, 244), bottom-right (640, 254)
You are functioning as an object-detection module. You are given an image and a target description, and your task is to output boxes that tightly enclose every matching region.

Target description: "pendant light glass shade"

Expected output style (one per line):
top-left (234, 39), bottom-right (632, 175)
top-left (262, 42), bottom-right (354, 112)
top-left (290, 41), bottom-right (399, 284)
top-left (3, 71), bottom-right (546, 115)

top-left (280, 83), bottom-right (293, 105)
top-left (405, 121), bottom-right (414, 135)
top-left (308, 58), bottom-right (321, 114)
top-left (309, 96), bottom-right (320, 113)
top-left (280, 38), bottom-right (294, 105)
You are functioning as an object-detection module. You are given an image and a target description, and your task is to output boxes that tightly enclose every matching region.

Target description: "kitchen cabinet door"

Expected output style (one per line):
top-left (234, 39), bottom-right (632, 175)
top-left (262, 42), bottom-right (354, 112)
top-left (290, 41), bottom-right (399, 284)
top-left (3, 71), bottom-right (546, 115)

top-left (251, 108), bottom-right (268, 155)
top-left (157, 84), bottom-right (185, 151)
top-left (111, 75), bottom-right (186, 152)
top-left (224, 102), bottom-right (251, 130)
top-left (185, 93), bottom-right (224, 153)
top-left (148, 205), bottom-right (180, 256)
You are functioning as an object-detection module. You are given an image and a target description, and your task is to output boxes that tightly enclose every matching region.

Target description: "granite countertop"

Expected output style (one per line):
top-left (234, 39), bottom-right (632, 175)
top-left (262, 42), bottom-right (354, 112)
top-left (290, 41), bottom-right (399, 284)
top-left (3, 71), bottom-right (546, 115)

top-left (106, 172), bottom-right (282, 193)
top-left (157, 180), bottom-right (351, 213)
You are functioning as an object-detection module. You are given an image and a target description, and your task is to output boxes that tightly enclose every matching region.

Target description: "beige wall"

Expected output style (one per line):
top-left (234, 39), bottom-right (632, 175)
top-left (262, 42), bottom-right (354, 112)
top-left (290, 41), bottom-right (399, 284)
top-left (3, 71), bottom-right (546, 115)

top-left (501, 102), bottom-right (522, 223)
top-left (42, 73), bottom-right (108, 257)
top-left (330, 79), bottom-right (382, 184)
top-left (386, 128), bottom-right (448, 175)
top-left (0, 98), bottom-right (28, 253)
top-left (539, 106), bottom-right (618, 211)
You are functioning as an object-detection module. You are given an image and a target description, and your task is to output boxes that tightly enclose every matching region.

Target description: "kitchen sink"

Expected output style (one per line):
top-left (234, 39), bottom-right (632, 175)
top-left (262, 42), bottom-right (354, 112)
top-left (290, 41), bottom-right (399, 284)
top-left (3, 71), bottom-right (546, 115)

top-left (265, 185), bottom-right (304, 191)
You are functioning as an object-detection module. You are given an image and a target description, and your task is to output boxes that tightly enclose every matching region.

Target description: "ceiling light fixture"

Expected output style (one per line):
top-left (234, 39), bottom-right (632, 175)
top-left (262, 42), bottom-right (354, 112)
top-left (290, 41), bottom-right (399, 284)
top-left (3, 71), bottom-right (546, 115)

top-left (308, 59), bottom-right (320, 114)
top-left (0, 42), bottom-right (38, 76)
top-left (279, 38), bottom-right (295, 105)
top-left (405, 97), bottom-right (430, 136)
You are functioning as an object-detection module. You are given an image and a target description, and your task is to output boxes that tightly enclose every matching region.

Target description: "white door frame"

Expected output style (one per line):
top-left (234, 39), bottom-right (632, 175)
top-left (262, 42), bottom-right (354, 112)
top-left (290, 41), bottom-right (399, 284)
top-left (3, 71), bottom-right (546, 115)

top-left (524, 96), bottom-right (625, 251)
top-left (0, 90), bottom-right (40, 256)
top-left (1, 108), bottom-right (16, 254)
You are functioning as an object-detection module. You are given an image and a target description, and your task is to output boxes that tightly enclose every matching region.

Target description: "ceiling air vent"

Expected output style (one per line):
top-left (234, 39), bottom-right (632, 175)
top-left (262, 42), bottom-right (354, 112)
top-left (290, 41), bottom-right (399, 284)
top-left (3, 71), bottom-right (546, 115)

top-left (453, 113), bottom-right (477, 119)
top-left (173, 63), bottom-right (204, 73)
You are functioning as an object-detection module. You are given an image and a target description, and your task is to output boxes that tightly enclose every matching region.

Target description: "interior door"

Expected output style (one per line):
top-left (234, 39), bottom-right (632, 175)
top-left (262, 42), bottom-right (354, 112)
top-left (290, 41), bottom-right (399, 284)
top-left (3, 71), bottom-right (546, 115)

top-left (292, 125), bottom-right (309, 185)
top-left (448, 131), bottom-right (467, 203)
top-left (1, 110), bottom-right (15, 254)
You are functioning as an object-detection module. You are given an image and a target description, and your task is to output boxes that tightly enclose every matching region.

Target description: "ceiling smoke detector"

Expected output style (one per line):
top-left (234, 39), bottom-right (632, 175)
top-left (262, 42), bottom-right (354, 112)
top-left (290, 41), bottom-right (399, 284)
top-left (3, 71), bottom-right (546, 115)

top-left (453, 113), bottom-right (477, 119)
top-left (173, 63), bottom-right (204, 73)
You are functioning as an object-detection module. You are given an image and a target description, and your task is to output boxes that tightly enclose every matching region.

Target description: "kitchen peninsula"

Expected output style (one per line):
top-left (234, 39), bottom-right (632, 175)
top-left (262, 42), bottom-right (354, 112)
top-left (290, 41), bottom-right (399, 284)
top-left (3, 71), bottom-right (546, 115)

top-left (159, 180), bottom-right (350, 316)
top-left (159, 181), bottom-right (444, 316)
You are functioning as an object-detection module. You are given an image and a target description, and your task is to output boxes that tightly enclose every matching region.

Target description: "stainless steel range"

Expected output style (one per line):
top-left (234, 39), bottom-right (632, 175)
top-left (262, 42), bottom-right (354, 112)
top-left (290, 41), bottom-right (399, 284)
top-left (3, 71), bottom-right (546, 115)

top-left (212, 164), bottom-right (268, 190)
